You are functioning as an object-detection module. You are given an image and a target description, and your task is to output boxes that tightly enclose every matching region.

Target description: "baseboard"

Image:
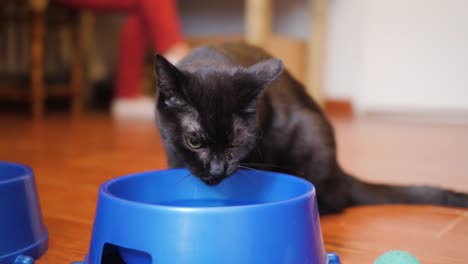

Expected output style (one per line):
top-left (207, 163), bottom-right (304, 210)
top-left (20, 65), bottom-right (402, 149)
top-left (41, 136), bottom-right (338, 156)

top-left (324, 99), bottom-right (353, 117)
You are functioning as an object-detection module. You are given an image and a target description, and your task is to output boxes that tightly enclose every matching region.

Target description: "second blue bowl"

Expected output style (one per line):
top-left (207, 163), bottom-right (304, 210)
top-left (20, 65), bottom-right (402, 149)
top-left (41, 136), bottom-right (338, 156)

top-left (0, 161), bottom-right (48, 264)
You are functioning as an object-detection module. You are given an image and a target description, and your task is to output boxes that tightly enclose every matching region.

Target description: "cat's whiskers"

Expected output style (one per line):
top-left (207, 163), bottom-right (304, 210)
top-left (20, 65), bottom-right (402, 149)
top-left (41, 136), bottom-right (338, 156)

top-left (174, 172), bottom-right (192, 185)
top-left (205, 134), bottom-right (216, 144)
top-left (151, 172), bottom-right (192, 200)
top-left (237, 164), bottom-right (261, 172)
top-left (253, 142), bottom-right (264, 159)
top-left (239, 162), bottom-right (304, 176)
top-left (165, 172), bottom-right (192, 193)
top-left (235, 167), bottom-right (259, 185)
top-left (184, 174), bottom-right (197, 189)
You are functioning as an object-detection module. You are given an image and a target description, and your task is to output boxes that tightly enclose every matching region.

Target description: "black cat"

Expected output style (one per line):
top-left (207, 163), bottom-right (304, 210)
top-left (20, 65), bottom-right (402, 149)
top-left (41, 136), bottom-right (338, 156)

top-left (154, 42), bottom-right (468, 214)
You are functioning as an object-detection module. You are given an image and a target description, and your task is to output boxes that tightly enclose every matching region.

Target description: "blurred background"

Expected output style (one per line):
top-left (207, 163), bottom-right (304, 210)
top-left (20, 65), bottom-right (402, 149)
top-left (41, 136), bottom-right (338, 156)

top-left (1, 0), bottom-right (467, 118)
top-left (2, 2), bottom-right (467, 262)
top-left (0, 0), bottom-right (467, 190)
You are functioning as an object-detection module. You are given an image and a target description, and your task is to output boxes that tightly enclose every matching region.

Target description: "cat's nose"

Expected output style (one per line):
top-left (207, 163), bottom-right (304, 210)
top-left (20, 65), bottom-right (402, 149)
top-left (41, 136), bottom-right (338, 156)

top-left (209, 160), bottom-right (227, 178)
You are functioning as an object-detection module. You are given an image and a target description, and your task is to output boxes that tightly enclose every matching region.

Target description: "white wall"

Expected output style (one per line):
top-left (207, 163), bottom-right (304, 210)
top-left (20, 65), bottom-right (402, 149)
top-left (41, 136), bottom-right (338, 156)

top-left (179, 0), bottom-right (468, 113)
top-left (356, 0), bottom-right (468, 113)
top-left (323, 0), bottom-right (364, 100)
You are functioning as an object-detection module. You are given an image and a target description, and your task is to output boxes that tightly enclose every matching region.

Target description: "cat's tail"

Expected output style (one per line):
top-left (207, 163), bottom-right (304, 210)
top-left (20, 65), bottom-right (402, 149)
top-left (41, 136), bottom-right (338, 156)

top-left (345, 172), bottom-right (468, 209)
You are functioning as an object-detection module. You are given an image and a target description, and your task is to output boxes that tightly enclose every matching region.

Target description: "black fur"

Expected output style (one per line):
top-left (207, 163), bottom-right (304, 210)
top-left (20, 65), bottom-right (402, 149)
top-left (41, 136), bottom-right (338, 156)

top-left (154, 42), bottom-right (468, 214)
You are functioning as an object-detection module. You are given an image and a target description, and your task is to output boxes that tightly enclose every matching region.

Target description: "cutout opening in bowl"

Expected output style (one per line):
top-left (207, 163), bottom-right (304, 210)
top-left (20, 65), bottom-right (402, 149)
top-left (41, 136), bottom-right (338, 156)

top-left (100, 243), bottom-right (152, 264)
top-left (105, 169), bottom-right (313, 208)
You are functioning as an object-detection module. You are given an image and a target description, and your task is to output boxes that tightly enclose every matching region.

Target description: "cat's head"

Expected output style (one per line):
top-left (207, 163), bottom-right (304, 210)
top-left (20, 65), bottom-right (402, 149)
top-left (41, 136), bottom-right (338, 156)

top-left (154, 54), bottom-right (283, 185)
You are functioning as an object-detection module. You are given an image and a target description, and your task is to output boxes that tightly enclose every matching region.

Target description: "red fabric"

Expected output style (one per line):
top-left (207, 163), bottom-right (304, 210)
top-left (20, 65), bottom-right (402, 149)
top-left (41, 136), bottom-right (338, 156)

top-left (57, 0), bottom-right (184, 97)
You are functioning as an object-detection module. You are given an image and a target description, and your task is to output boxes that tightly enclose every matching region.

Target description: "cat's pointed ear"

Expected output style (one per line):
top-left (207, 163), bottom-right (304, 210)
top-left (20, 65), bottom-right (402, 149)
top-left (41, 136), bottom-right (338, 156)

top-left (155, 54), bottom-right (186, 105)
top-left (246, 58), bottom-right (284, 91)
top-left (238, 59), bottom-right (283, 113)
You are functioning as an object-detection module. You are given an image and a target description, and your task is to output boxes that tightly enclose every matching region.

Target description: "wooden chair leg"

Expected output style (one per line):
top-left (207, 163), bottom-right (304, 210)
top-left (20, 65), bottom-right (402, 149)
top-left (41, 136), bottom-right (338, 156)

top-left (306, 0), bottom-right (328, 107)
top-left (70, 15), bottom-right (84, 117)
top-left (31, 10), bottom-right (45, 118)
top-left (245, 0), bottom-right (272, 47)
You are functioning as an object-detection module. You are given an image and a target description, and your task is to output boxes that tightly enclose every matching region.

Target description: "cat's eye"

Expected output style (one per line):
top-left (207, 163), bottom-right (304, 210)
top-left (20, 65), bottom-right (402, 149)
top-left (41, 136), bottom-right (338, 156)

top-left (185, 136), bottom-right (203, 149)
top-left (231, 139), bottom-right (244, 147)
top-left (165, 96), bottom-right (185, 107)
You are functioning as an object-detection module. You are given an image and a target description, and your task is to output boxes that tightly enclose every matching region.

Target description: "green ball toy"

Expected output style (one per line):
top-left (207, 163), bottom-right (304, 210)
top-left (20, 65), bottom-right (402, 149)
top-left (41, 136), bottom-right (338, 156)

top-left (375, 250), bottom-right (421, 264)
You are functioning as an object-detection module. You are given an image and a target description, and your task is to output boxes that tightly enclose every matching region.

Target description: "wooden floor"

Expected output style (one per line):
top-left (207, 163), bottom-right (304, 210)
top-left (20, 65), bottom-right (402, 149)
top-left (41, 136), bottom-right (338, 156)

top-left (1, 111), bottom-right (467, 263)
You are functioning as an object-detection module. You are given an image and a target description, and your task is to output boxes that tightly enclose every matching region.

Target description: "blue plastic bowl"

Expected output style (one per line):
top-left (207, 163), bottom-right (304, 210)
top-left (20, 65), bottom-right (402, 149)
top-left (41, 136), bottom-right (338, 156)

top-left (76, 169), bottom-right (340, 264)
top-left (0, 162), bottom-right (48, 264)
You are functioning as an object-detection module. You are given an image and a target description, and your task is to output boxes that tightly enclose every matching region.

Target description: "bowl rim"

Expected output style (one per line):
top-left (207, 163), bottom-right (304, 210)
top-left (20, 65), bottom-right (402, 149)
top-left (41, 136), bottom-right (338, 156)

top-left (0, 161), bottom-right (33, 185)
top-left (100, 168), bottom-right (315, 211)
